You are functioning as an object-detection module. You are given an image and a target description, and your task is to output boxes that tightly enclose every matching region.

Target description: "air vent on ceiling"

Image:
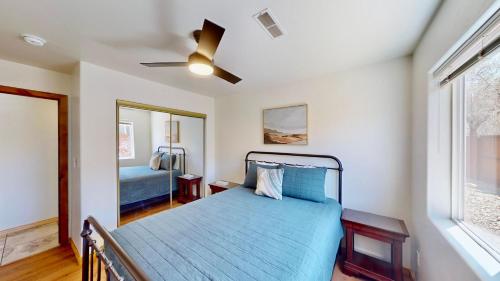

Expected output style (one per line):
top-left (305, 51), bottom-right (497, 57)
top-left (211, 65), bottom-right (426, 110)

top-left (253, 9), bottom-right (284, 39)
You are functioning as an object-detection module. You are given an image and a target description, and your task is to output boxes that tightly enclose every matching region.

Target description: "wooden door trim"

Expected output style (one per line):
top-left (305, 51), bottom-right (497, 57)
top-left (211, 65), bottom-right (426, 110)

top-left (0, 84), bottom-right (69, 245)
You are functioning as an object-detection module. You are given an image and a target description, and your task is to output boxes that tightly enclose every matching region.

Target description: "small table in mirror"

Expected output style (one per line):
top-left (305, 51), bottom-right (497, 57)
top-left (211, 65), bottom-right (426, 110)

top-left (177, 174), bottom-right (203, 203)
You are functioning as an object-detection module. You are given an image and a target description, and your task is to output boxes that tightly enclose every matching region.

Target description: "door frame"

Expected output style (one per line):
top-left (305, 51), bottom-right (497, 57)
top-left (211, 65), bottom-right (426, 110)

top-left (0, 84), bottom-right (69, 245)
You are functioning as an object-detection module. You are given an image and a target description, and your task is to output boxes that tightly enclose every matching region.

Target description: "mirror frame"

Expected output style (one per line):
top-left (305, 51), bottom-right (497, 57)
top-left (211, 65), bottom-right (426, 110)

top-left (115, 100), bottom-right (207, 227)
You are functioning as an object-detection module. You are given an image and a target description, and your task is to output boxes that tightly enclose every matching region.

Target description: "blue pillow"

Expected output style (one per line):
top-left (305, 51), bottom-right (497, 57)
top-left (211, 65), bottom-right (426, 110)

top-left (160, 153), bottom-right (177, 170)
top-left (243, 161), bottom-right (281, 188)
top-left (282, 165), bottom-right (327, 202)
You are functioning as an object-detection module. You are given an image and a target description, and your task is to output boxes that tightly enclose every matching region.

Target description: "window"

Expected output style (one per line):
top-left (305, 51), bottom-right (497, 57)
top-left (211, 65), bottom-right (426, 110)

top-left (451, 47), bottom-right (500, 261)
top-left (119, 121), bottom-right (135, 159)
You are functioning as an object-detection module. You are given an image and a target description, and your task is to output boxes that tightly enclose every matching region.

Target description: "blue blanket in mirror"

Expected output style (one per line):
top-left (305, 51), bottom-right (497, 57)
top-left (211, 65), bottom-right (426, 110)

top-left (119, 166), bottom-right (182, 206)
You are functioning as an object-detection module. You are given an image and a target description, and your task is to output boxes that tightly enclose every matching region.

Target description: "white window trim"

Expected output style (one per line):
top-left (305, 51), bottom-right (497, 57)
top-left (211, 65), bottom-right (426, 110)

top-left (427, 2), bottom-right (500, 279)
top-left (429, 218), bottom-right (500, 280)
top-left (119, 121), bottom-right (135, 160)
top-left (451, 76), bottom-right (465, 221)
top-left (450, 75), bottom-right (500, 262)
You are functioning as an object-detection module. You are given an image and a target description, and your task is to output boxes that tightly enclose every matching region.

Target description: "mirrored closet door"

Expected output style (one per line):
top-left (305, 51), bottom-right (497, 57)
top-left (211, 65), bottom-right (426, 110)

top-left (117, 102), bottom-right (205, 226)
top-left (170, 114), bottom-right (205, 203)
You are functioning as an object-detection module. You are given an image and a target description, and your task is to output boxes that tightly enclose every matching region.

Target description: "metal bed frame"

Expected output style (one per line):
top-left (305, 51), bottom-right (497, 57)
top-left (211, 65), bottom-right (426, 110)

top-left (81, 151), bottom-right (343, 281)
top-left (157, 146), bottom-right (186, 174)
top-left (245, 151), bottom-right (343, 204)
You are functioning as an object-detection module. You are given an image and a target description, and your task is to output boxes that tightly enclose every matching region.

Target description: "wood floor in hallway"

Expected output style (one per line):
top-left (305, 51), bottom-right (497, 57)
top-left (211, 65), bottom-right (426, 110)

top-left (0, 246), bottom-right (81, 281)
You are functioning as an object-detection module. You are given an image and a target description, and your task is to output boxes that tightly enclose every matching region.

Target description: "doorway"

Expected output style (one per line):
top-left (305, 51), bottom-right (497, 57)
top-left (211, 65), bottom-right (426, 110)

top-left (0, 85), bottom-right (68, 265)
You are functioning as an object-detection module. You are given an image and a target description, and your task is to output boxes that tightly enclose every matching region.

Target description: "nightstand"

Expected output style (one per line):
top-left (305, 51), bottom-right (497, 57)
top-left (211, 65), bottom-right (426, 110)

top-left (177, 175), bottom-right (202, 204)
top-left (341, 208), bottom-right (410, 281)
top-left (209, 181), bottom-right (239, 195)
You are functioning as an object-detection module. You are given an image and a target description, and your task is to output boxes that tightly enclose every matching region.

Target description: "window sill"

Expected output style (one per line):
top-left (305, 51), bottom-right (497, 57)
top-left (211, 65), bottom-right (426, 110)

top-left (430, 217), bottom-right (500, 281)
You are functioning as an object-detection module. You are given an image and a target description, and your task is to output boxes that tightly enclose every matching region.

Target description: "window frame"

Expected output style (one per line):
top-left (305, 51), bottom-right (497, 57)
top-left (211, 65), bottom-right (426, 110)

top-left (450, 66), bottom-right (500, 263)
top-left (451, 77), bottom-right (466, 221)
top-left (118, 121), bottom-right (135, 160)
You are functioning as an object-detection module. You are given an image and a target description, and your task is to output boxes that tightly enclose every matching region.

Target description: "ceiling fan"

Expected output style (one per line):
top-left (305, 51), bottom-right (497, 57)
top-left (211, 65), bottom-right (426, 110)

top-left (141, 19), bottom-right (241, 84)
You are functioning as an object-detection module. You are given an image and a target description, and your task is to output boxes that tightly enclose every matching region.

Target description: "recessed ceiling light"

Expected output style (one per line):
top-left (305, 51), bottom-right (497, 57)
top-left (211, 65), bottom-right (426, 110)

top-left (21, 34), bottom-right (46, 47)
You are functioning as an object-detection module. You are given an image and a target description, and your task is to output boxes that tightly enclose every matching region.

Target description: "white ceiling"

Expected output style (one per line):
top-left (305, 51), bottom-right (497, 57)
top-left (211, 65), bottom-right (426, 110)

top-left (0, 0), bottom-right (440, 96)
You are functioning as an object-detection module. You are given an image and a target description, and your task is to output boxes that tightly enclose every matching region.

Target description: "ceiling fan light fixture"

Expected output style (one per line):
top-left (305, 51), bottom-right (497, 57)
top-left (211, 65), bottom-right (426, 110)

top-left (188, 52), bottom-right (214, 76)
top-left (189, 63), bottom-right (213, 76)
top-left (141, 20), bottom-right (241, 84)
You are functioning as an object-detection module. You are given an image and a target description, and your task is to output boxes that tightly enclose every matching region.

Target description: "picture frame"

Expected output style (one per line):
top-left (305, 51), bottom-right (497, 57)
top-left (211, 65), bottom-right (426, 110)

top-left (165, 120), bottom-right (180, 143)
top-left (263, 104), bottom-right (308, 145)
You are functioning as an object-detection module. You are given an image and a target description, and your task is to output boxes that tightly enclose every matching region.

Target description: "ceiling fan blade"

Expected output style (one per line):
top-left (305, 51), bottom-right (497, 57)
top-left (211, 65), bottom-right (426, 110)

top-left (213, 65), bottom-right (241, 84)
top-left (196, 19), bottom-right (225, 60)
top-left (140, 62), bottom-right (188, 67)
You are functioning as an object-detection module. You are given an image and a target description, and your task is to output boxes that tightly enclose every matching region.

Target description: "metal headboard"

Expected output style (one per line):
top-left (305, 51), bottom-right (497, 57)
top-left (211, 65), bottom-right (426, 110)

top-left (245, 151), bottom-right (344, 204)
top-left (157, 146), bottom-right (186, 174)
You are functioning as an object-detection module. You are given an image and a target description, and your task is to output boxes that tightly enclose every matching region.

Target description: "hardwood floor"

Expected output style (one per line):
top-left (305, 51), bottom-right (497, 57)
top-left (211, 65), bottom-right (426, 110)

top-left (120, 198), bottom-right (184, 225)
top-left (332, 264), bottom-right (366, 281)
top-left (0, 246), bottom-right (81, 281)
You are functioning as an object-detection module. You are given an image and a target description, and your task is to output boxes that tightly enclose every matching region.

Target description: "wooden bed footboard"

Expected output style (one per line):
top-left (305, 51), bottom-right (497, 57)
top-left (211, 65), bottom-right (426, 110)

top-left (81, 216), bottom-right (150, 281)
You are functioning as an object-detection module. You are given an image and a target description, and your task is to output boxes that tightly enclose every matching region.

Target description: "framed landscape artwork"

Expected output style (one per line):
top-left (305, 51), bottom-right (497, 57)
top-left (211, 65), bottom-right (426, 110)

top-left (263, 104), bottom-right (308, 145)
top-left (165, 121), bottom-right (180, 143)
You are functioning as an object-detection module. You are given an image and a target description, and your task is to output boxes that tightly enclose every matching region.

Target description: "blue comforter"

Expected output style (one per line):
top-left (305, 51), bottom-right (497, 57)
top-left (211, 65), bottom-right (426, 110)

top-left (119, 166), bottom-right (182, 206)
top-left (108, 186), bottom-right (343, 281)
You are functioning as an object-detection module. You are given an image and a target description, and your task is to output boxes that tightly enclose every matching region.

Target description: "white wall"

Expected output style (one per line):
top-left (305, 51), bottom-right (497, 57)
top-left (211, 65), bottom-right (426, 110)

top-left (78, 62), bottom-right (215, 248)
top-left (151, 113), bottom-right (205, 177)
top-left (411, 1), bottom-right (498, 280)
top-left (150, 111), bottom-right (169, 154)
top-left (0, 95), bottom-right (58, 230)
top-left (172, 115), bottom-right (204, 177)
top-left (0, 58), bottom-right (72, 95)
top-left (119, 108), bottom-right (152, 167)
top-left (215, 57), bottom-right (413, 266)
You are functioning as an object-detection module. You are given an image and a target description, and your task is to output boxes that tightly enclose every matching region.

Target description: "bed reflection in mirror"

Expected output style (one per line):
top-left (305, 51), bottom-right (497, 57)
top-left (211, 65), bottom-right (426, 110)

top-left (117, 105), bottom-right (205, 226)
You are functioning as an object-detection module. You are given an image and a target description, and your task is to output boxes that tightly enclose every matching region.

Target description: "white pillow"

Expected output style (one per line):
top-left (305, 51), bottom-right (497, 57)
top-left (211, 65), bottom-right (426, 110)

top-left (255, 166), bottom-right (284, 200)
top-left (149, 152), bottom-right (162, 170)
top-left (256, 161), bottom-right (279, 166)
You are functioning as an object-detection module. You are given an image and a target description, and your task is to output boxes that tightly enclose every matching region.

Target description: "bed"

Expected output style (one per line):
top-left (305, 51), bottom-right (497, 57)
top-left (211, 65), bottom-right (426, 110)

top-left (119, 166), bottom-right (183, 206)
top-left (82, 151), bottom-right (344, 281)
top-left (119, 147), bottom-right (186, 212)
